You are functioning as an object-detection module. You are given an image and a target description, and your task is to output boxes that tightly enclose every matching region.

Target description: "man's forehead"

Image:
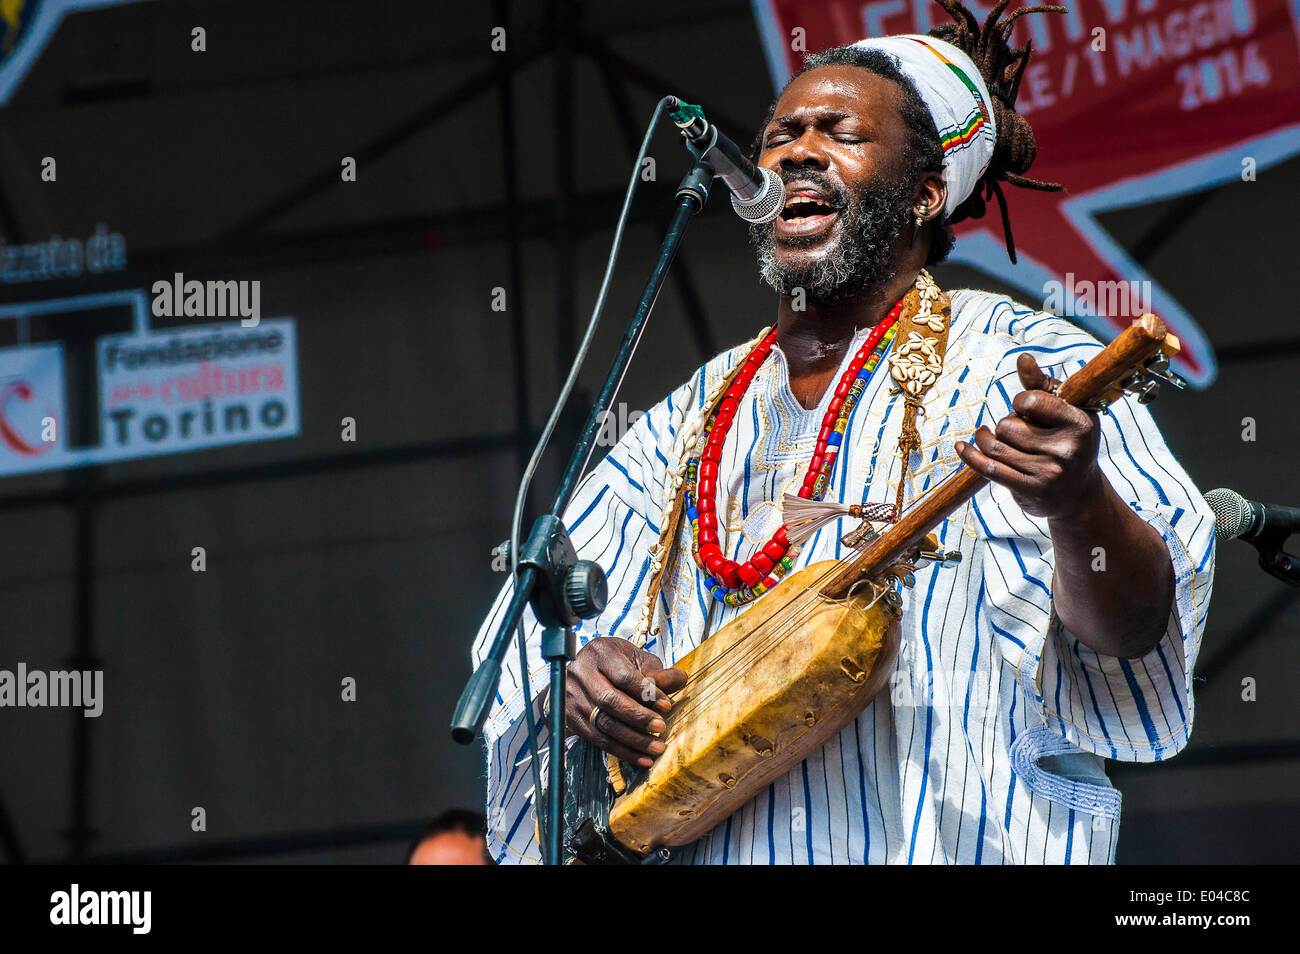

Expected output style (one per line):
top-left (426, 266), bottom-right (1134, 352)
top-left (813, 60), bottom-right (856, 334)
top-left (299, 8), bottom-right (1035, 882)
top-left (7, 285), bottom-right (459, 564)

top-left (771, 65), bottom-right (902, 123)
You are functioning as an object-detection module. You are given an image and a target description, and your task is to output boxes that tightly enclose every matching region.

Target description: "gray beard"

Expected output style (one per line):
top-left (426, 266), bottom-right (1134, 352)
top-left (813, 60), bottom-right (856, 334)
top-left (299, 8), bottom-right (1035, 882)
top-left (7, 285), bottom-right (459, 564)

top-left (749, 174), bottom-right (915, 304)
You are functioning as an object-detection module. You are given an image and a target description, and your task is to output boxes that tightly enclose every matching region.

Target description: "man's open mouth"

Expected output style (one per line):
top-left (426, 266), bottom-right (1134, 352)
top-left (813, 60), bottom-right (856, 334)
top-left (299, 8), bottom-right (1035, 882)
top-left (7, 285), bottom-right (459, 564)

top-left (775, 187), bottom-right (840, 240)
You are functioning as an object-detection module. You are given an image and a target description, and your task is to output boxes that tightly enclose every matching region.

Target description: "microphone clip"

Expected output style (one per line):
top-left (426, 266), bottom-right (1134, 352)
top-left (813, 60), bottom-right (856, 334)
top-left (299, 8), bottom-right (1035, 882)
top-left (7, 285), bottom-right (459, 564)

top-left (1246, 519), bottom-right (1300, 588)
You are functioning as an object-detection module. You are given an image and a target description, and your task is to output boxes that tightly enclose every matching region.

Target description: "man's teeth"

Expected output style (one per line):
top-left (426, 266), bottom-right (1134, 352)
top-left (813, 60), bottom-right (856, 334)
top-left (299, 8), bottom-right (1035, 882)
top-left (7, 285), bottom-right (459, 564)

top-left (783, 199), bottom-right (835, 220)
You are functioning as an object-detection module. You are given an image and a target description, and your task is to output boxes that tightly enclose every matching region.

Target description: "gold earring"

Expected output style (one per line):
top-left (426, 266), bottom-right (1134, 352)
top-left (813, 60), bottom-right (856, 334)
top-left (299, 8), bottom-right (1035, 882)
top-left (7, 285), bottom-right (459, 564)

top-left (914, 206), bottom-right (925, 228)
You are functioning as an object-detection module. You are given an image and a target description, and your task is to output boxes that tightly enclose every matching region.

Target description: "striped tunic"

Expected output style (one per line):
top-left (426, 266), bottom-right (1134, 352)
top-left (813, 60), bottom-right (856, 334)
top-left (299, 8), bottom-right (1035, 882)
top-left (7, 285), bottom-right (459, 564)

top-left (472, 289), bottom-right (1216, 865)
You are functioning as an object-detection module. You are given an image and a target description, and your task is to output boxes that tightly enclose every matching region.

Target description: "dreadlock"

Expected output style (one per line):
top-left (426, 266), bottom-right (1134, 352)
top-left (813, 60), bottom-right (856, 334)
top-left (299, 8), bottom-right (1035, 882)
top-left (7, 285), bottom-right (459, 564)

top-left (929, 0), bottom-right (1067, 262)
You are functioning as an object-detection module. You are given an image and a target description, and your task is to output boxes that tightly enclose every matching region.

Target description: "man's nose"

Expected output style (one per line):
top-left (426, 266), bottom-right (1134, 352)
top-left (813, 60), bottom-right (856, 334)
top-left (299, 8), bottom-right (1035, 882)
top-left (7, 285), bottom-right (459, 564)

top-left (778, 134), bottom-right (829, 171)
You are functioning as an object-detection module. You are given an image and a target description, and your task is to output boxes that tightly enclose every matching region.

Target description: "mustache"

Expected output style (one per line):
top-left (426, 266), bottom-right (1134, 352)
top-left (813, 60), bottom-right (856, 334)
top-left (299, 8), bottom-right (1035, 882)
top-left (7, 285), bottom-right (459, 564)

top-left (779, 168), bottom-right (848, 210)
top-left (748, 166), bottom-right (914, 303)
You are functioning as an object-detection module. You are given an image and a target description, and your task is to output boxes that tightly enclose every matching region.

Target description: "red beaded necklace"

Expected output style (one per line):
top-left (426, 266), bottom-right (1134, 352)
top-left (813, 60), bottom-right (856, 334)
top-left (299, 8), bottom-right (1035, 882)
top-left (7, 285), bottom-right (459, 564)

top-left (688, 298), bottom-right (905, 605)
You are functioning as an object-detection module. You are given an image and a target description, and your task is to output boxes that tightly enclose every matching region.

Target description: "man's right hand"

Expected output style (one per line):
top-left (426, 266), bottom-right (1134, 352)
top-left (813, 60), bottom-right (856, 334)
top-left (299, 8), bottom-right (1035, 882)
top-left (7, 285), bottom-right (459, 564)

top-left (563, 637), bottom-right (687, 769)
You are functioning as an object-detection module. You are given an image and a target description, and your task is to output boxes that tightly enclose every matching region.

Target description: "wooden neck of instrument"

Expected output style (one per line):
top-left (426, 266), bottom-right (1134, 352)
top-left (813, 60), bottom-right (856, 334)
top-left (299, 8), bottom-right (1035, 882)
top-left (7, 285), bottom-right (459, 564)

top-left (819, 314), bottom-right (1169, 601)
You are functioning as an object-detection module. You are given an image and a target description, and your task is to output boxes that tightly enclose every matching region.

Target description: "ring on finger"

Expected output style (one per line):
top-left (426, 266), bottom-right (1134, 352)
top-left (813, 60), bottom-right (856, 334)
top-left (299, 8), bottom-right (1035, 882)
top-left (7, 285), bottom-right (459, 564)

top-left (588, 704), bottom-right (602, 727)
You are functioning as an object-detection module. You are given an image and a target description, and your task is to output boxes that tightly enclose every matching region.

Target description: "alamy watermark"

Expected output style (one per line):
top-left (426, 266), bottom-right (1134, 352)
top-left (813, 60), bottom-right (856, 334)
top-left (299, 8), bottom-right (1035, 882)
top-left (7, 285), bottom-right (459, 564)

top-left (152, 271), bottom-right (261, 327)
top-left (1042, 273), bottom-right (1153, 319)
top-left (0, 663), bottom-right (102, 717)
top-left (595, 402), bottom-right (645, 447)
top-left (50, 884), bottom-right (150, 934)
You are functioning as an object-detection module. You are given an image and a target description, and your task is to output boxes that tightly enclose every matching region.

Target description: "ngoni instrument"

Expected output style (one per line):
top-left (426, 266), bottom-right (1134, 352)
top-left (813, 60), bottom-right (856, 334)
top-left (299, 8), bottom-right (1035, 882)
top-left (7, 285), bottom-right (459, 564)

top-left (554, 314), bottom-right (1184, 865)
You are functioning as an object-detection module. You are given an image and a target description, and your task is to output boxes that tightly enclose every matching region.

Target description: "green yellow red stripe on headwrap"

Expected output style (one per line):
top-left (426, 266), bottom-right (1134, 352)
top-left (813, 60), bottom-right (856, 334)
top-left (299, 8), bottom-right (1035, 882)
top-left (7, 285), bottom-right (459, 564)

top-left (852, 33), bottom-right (996, 218)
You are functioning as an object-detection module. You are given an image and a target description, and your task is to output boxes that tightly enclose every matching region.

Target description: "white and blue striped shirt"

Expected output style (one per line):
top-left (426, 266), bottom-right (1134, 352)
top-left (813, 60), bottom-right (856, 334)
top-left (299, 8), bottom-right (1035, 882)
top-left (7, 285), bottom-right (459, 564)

top-left (472, 289), bottom-right (1215, 864)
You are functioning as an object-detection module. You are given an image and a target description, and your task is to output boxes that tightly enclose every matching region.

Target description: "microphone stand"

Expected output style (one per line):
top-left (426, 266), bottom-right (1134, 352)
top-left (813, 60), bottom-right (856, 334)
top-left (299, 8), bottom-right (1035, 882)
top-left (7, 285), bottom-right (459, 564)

top-left (1248, 534), bottom-right (1300, 588)
top-left (451, 157), bottom-right (715, 865)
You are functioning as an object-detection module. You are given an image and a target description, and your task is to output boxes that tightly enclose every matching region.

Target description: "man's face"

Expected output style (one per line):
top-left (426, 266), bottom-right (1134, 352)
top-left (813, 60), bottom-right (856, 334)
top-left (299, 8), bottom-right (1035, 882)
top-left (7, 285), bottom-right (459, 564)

top-left (749, 65), bottom-right (918, 303)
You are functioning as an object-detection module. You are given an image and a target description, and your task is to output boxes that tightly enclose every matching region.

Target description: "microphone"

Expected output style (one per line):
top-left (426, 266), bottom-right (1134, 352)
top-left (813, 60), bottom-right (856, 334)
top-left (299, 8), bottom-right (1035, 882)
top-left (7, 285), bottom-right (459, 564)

top-left (1205, 487), bottom-right (1300, 587)
top-left (667, 96), bottom-right (784, 225)
top-left (1206, 488), bottom-right (1300, 543)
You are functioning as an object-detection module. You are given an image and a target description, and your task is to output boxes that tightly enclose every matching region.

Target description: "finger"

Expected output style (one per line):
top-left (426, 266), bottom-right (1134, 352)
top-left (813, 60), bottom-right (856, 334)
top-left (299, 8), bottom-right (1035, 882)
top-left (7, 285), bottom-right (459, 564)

top-left (955, 431), bottom-right (1035, 492)
top-left (565, 688), bottom-right (658, 768)
top-left (992, 414), bottom-right (1055, 453)
top-left (1015, 353), bottom-right (1065, 396)
top-left (635, 652), bottom-right (688, 704)
top-left (971, 425), bottom-right (1039, 476)
top-left (632, 673), bottom-right (673, 714)
top-left (573, 714), bottom-right (655, 769)
top-left (630, 670), bottom-right (682, 714)
top-left (590, 707), bottom-right (666, 758)
top-left (1012, 388), bottom-right (1086, 429)
top-left (596, 740), bottom-right (655, 770)
top-left (1016, 352), bottom-right (1054, 392)
top-left (606, 652), bottom-right (681, 716)
top-left (993, 415), bottom-right (1080, 463)
top-left (649, 666), bottom-right (688, 695)
top-left (589, 668), bottom-right (667, 734)
top-left (998, 418), bottom-right (1092, 470)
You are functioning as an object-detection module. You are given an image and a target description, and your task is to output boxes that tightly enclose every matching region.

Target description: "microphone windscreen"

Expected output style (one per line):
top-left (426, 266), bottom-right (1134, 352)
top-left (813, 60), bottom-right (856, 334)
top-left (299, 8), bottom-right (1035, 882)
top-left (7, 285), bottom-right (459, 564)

top-left (730, 167), bottom-right (785, 224)
top-left (1205, 487), bottom-right (1252, 539)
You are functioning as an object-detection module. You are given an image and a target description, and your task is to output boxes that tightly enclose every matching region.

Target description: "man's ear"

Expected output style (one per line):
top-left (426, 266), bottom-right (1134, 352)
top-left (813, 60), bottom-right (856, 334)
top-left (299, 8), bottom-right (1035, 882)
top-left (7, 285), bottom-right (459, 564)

top-left (917, 173), bottom-right (947, 222)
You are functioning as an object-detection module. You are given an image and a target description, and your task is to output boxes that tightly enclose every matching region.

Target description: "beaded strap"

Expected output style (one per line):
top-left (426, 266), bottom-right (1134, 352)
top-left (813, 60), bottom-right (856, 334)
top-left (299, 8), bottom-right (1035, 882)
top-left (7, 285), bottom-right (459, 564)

top-left (629, 327), bottom-right (773, 648)
top-left (690, 312), bottom-right (899, 607)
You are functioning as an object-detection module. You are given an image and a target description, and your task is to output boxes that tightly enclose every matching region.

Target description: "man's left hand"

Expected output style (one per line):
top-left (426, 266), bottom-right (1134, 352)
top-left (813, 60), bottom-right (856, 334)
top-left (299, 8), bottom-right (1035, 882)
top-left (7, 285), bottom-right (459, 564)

top-left (954, 353), bottom-right (1104, 519)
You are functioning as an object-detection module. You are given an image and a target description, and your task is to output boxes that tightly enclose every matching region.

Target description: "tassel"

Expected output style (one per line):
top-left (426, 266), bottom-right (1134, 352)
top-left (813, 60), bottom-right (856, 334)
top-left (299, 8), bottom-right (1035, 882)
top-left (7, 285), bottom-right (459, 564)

top-left (782, 494), bottom-right (896, 544)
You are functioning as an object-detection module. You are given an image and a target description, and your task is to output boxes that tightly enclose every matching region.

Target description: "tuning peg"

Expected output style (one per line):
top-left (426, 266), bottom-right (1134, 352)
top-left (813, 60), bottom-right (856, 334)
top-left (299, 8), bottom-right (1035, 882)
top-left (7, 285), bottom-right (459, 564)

top-left (1145, 353), bottom-right (1188, 388)
top-left (917, 548), bottom-right (962, 569)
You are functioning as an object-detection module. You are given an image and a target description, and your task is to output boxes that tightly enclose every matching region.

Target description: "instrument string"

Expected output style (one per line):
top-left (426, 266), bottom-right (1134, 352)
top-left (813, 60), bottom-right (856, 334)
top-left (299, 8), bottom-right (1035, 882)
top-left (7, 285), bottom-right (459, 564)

top-left (661, 467), bottom-right (966, 728)
top-left (663, 562), bottom-right (883, 729)
top-left (676, 556), bottom-right (850, 682)
top-left (670, 544), bottom-right (880, 703)
top-left (673, 508), bottom-right (899, 689)
top-left (664, 583), bottom-right (839, 726)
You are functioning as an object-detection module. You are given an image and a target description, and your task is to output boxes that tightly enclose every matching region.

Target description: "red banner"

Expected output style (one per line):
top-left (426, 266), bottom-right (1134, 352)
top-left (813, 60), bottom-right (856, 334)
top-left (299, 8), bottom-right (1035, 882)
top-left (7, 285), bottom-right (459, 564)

top-left (751, 0), bottom-right (1300, 386)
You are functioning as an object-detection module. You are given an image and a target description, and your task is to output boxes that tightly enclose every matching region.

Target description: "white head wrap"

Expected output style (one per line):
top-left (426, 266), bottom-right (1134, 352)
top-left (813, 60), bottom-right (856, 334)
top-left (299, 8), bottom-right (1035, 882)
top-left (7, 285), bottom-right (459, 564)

top-left (850, 34), bottom-right (996, 218)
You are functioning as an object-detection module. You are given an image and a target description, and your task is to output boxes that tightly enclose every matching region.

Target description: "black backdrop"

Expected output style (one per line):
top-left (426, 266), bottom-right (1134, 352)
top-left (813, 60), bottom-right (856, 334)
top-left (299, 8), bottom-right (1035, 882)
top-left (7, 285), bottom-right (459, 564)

top-left (0, 0), bottom-right (1296, 864)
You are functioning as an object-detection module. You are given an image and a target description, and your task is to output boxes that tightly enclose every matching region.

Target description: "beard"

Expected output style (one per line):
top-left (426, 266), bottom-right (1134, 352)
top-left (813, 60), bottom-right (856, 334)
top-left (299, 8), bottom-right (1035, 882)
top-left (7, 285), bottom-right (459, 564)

top-left (748, 167), bottom-right (915, 304)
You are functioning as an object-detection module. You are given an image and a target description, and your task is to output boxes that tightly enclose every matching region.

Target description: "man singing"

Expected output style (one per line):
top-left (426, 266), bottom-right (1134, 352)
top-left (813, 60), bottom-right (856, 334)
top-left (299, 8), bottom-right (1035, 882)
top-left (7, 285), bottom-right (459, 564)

top-left (472, 0), bottom-right (1214, 864)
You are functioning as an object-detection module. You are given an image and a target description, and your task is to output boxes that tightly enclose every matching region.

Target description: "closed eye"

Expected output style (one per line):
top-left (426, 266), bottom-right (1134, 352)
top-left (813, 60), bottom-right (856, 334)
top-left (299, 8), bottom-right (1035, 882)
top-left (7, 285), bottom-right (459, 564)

top-left (764, 130), bottom-right (867, 148)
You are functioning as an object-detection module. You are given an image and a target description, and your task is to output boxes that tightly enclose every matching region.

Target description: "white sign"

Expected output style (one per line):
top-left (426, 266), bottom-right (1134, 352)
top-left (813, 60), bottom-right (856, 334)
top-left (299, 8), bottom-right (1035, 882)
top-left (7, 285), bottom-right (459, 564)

top-left (98, 320), bottom-right (300, 460)
top-left (0, 291), bottom-right (300, 478)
